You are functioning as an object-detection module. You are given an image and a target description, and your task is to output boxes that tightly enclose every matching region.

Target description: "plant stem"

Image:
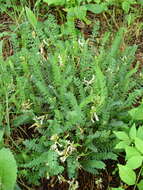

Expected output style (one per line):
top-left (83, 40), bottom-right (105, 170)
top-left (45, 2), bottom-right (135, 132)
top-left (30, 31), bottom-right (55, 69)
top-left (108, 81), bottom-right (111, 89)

top-left (133, 164), bottom-right (143, 190)
top-left (5, 92), bottom-right (10, 136)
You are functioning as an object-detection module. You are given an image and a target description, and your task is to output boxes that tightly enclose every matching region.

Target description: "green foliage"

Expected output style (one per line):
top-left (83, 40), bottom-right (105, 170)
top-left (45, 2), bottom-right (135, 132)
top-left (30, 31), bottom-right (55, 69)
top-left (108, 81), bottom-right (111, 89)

top-left (0, 1), bottom-right (143, 188)
top-left (5, 15), bottom-right (141, 185)
top-left (42, 0), bottom-right (143, 24)
top-left (0, 56), bottom-right (34, 135)
top-left (0, 148), bottom-right (17, 190)
top-left (118, 164), bottom-right (136, 185)
top-left (25, 7), bottom-right (38, 30)
top-left (129, 104), bottom-right (143, 120)
top-left (1, 0), bottom-right (143, 23)
top-left (137, 180), bottom-right (143, 190)
top-left (114, 124), bottom-right (143, 189)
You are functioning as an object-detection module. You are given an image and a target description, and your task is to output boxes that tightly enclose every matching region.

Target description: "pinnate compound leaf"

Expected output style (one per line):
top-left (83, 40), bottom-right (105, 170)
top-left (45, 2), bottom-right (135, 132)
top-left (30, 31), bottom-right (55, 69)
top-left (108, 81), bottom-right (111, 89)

top-left (82, 160), bottom-right (105, 169)
top-left (67, 6), bottom-right (87, 20)
top-left (0, 148), bottom-right (17, 190)
top-left (25, 7), bottom-right (37, 29)
top-left (127, 156), bottom-right (143, 169)
top-left (13, 112), bottom-right (34, 127)
top-left (118, 164), bottom-right (136, 185)
top-left (135, 137), bottom-right (143, 154)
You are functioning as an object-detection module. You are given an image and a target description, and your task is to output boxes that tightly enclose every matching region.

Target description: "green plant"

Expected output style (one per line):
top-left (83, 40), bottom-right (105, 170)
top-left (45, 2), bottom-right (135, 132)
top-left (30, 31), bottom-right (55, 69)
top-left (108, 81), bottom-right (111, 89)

top-left (42, 0), bottom-right (143, 22)
top-left (129, 103), bottom-right (143, 121)
top-left (0, 130), bottom-right (17, 190)
top-left (114, 104), bottom-right (143, 190)
top-left (40, 0), bottom-right (143, 38)
top-left (43, 0), bottom-right (108, 33)
top-left (5, 15), bottom-right (142, 186)
top-left (0, 148), bottom-right (17, 190)
top-left (1, 2), bottom-right (143, 188)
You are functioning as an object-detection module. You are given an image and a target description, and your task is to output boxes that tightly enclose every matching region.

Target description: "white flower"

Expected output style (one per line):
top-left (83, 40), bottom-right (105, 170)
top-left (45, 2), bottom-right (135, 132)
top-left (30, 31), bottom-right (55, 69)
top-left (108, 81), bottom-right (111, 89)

top-left (78, 39), bottom-right (85, 47)
top-left (50, 134), bottom-right (59, 141)
top-left (58, 54), bottom-right (63, 66)
top-left (46, 172), bottom-right (50, 179)
top-left (50, 144), bottom-right (57, 150)
top-left (94, 112), bottom-right (99, 121)
top-left (60, 156), bottom-right (67, 163)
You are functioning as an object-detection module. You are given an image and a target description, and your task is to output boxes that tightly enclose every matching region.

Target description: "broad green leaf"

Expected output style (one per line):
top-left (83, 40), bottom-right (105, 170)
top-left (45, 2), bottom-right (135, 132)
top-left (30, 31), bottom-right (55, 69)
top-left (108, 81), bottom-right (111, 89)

top-left (115, 141), bottom-right (130, 149)
top-left (43, 0), bottom-right (65, 6)
top-left (85, 3), bottom-right (107, 14)
top-left (118, 164), bottom-right (136, 185)
top-left (25, 7), bottom-right (37, 29)
top-left (129, 105), bottom-right (143, 120)
top-left (129, 124), bottom-right (136, 140)
top-left (137, 180), bottom-right (143, 190)
top-left (127, 156), bottom-right (143, 169)
top-left (114, 131), bottom-right (129, 141)
top-left (109, 27), bottom-right (125, 58)
top-left (137, 126), bottom-right (143, 139)
top-left (135, 137), bottom-right (143, 154)
top-left (0, 148), bottom-right (17, 190)
top-left (122, 1), bottom-right (130, 13)
top-left (111, 188), bottom-right (124, 190)
top-left (125, 146), bottom-right (141, 160)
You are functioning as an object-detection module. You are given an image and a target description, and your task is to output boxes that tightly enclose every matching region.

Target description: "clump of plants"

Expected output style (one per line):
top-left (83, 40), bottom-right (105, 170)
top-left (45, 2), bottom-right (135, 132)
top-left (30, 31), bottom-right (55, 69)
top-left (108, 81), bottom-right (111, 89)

top-left (113, 104), bottom-right (143, 190)
top-left (0, 2), bottom-right (143, 190)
